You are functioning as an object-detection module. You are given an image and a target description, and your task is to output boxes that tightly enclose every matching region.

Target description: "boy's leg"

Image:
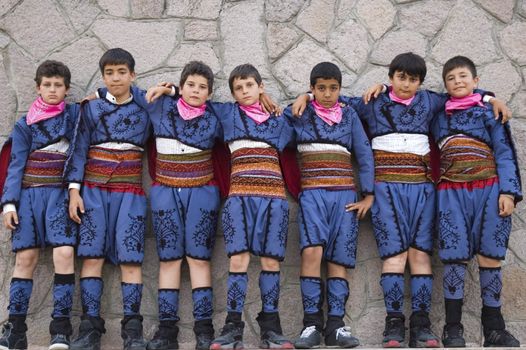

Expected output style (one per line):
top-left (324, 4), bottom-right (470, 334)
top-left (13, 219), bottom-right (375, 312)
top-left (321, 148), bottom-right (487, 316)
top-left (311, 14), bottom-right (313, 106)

top-left (441, 262), bottom-right (467, 348)
top-left (324, 264), bottom-right (359, 349)
top-left (0, 249), bottom-right (39, 349)
top-left (49, 246), bottom-right (75, 349)
top-left (210, 253), bottom-right (250, 350)
top-left (380, 253), bottom-right (407, 348)
top-left (120, 264), bottom-right (147, 350)
top-left (188, 257), bottom-right (214, 350)
top-left (477, 256), bottom-right (520, 347)
top-left (407, 249), bottom-right (439, 348)
top-left (295, 247), bottom-right (324, 349)
top-left (257, 258), bottom-right (293, 349)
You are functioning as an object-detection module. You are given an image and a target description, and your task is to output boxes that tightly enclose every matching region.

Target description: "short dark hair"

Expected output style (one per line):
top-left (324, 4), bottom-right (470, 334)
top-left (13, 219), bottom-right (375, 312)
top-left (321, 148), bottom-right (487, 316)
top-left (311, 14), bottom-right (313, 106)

top-left (442, 55), bottom-right (477, 82)
top-left (310, 62), bottom-right (342, 87)
top-left (34, 60), bottom-right (71, 88)
top-left (180, 61), bottom-right (214, 94)
top-left (388, 52), bottom-right (426, 83)
top-left (228, 64), bottom-right (262, 92)
top-left (99, 48), bottom-right (135, 73)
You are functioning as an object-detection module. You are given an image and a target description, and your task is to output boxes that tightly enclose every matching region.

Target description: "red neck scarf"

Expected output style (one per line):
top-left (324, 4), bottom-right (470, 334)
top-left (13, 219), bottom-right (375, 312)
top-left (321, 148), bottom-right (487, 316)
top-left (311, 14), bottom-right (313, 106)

top-left (176, 97), bottom-right (206, 120)
top-left (26, 97), bottom-right (65, 125)
top-left (389, 88), bottom-right (415, 106)
top-left (311, 100), bottom-right (342, 125)
top-left (445, 93), bottom-right (484, 115)
top-left (239, 102), bottom-right (270, 124)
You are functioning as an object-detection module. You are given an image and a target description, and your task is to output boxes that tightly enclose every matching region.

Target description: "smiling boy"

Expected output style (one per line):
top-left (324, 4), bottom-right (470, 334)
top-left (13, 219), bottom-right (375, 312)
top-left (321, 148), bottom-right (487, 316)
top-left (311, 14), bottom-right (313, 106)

top-left (66, 48), bottom-right (150, 350)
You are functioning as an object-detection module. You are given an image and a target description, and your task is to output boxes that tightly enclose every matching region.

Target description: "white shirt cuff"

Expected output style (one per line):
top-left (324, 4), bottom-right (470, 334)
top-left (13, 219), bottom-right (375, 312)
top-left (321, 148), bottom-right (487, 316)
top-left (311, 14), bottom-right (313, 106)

top-left (3, 204), bottom-right (16, 214)
top-left (482, 94), bottom-right (494, 103)
top-left (95, 90), bottom-right (100, 99)
top-left (68, 183), bottom-right (81, 190)
top-left (170, 86), bottom-right (177, 97)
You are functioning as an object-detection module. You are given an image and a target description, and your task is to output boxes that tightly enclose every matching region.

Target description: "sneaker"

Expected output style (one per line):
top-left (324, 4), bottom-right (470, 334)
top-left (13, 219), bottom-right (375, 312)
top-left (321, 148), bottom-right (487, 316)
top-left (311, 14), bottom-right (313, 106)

top-left (260, 330), bottom-right (294, 349)
top-left (147, 329), bottom-right (178, 350)
top-left (70, 319), bottom-right (102, 350)
top-left (441, 323), bottom-right (465, 348)
top-left (325, 326), bottom-right (359, 348)
top-left (409, 326), bottom-right (439, 348)
top-left (382, 317), bottom-right (405, 348)
top-left (294, 326), bottom-right (322, 349)
top-left (209, 322), bottom-right (244, 350)
top-left (0, 323), bottom-right (27, 350)
top-left (49, 334), bottom-right (70, 350)
top-left (122, 318), bottom-right (147, 350)
top-left (483, 329), bottom-right (520, 347)
top-left (194, 332), bottom-right (213, 350)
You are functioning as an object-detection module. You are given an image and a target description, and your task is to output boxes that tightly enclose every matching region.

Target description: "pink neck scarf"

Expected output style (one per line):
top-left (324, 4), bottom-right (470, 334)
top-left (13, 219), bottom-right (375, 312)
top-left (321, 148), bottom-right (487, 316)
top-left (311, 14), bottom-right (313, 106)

top-left (445, 93), bottom-right (484, 115)
top-left (177, 97), bottom-right (206, 120)
top-left (389, 88), bottom-right (415, 106)
top-left (239, 102), bottom-right (270, 124)
top-left (311, 100), bottom-right (342, 126)
top-left (26, 97), bottom-right (65, 125)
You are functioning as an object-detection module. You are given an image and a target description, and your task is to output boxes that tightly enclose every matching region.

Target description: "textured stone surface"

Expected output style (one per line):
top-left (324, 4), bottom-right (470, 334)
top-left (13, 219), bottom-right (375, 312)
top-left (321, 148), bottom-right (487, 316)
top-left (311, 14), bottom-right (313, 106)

top-left (355, 0), bottom-right (395, 40)
top-left (431, 0), bottom-right (500, 65)
top-left (296, 0), bottom-right (336, 43)
top-left (500, 22), bottom-right (526, 65)
top-left (264, 0), bottom-right (306, 22)
top-left (184, 20), bottom-right (218, 41)
top-left (0, 1), bottom-right (525, 348)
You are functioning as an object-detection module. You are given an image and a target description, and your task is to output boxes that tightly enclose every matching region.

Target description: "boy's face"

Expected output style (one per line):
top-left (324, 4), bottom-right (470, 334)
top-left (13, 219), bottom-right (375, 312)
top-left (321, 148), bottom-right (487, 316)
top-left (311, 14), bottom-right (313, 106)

top-left (102, 64), bottom-right (136, 100)
top-left (36, 76), bottom-right (69, 105)
top-left (311, 78), bottom-right (340, 108)
top-left (389, 70), bottom-right (421, 100)
top-left (231, 77), bottom-right (263, 106)
top-left (444, 66), bottom-right (479, 98)
top-left (180, 74), bottom-right (210, 107)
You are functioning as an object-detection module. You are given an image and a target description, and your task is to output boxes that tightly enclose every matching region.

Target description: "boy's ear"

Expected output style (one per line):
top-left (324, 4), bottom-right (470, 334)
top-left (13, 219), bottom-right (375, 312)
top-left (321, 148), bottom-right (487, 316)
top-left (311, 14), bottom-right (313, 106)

top-left (130, 71), bottom-right (137, 81)
top-left (474, 76), bottom-right (480, 87)
top-left (258, 82), bottom-right (264, 93)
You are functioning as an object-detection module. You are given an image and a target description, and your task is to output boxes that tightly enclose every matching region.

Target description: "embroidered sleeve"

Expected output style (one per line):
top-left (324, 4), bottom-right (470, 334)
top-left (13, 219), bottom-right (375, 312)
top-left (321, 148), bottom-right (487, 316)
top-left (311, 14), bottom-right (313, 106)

top-left (64, 103), bottom-right (92, 184)
top-left (351, 114), bottom-right (375, 195)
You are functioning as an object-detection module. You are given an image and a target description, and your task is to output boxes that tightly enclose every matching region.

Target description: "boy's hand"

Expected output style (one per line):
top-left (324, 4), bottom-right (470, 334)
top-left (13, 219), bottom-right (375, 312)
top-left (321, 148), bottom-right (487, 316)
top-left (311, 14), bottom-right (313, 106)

top-left (3, 211), bottom-right (18, 230)
top-left (157, 81), bottom-right (176, 88)
top-left (363, 83), bottom-right (384, 104)
top-left (292, 94), bottom-right (310, 117)
top-left (260, 92), bottom-right (281, 115)
top-left (345, 194), bottom-right (374, 219)
top-left (69, 188), bottom-right (85, 224)
top-left (146, 86), bottom-right (172, 103)
top-left (81, 93), bottom-right (97, 103)
top-left (489, 98), bottom-right (512, 123)
top-left (498, 194), bottom-right (515, 217)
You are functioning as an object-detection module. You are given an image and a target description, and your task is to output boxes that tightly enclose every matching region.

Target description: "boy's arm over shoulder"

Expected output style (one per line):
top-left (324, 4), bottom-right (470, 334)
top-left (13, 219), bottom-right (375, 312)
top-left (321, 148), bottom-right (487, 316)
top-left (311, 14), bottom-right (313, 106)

top-left (350, 112), bottom-right (374, 196)
top-left (339, 94), bottom-right (369, 120)
top-left (207, 100), bottom-right (236, 122)
top-left (64, 102), bottom-right (92, 186)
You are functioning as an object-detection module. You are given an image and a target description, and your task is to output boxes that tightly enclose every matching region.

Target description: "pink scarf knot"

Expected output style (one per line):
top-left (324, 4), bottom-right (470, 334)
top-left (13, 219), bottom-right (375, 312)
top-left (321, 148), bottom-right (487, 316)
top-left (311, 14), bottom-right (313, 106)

top-left (177, 97), bottom-right (206, 120)
top-left (389, 88), bottom-right (415, 106)
top-left (239, 102), bottom-right (270, 124)
top-left (311, 100), bottom-right (342, 126)
top-left (445, 93), bottom-right (484, 115)
top-left (26, 97), bottom-right (65, 125)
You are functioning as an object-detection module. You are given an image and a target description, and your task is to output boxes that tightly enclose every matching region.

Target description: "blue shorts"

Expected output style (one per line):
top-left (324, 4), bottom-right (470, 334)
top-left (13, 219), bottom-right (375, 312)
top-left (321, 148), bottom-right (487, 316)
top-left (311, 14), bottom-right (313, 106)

top-left (77, 186), bottom-right (146, 264)
top-left (438, 180), bottom-right (510, 262)
top-left (12, 187), bottom-right (77, 252)
top-left (371, 182), bottom-right (435, 259)
top-left (221, 196), bottom-right (289, 261)
top-left (298, 189), bottom-right (359, 268)
top-left (151, 185), bottom-right (220, 261)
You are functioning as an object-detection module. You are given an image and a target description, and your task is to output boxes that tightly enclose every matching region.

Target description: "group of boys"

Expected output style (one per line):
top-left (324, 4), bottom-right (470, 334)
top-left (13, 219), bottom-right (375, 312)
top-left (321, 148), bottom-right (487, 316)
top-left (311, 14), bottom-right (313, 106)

top-left (0, 47), bottom-right (522, 350)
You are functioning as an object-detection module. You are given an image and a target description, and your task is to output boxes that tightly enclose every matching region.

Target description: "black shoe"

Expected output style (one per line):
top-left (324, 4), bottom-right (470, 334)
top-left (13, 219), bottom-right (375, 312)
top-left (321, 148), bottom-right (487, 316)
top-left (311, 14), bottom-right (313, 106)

top-left (409, 326), bottom-right (439, 348)
top-left (294, 326), bottom-right (322, 349)
top-left (209, 322), bottom-right (244, 350)
top-left (325, 326), bottom-right (359, 348)
top-left (122, 318), bottom-right (147, 350)
top-left (147, 330), bottom-right (178, 350)
top-left (0, 322), bottom-right (27, 350)
top-left (483, 329), bottom-right (520, 347)
top-left (260, 330), bottom-right (293, 349)
top-left (382, 317), bottom-right (405, 348)
top-left (442, 323), bottom-right (465, 348)
top-left (70, 319), bottom-right (102, 350)
top-left (195, 332), bottom-right (213, 350)
top-left (49, 334), bottom-right (70, 350)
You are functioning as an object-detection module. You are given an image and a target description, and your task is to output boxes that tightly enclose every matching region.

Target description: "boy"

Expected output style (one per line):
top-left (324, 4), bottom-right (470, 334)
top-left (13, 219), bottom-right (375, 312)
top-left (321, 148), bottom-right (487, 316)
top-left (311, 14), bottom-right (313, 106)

top-left (206, 64), bottom-right (294, 350)
top-left (0, 60), bottom-right (79, 350)
top-left (66, 48), bottom-right (150, 350)
top-left (132, 61), bottom-right (222, 350)
top-left (293, 53), bottom-right (508, 348)
top-left (284, 62), bottom-right (374, 349)
top-left (431, 56), bottom-right (522, 348)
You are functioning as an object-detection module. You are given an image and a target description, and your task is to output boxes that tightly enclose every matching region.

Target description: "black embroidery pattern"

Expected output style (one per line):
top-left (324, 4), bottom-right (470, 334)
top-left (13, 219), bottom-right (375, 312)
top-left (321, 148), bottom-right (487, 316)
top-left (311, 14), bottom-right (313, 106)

top-left (327, 290), bottom-right (344, 315)
top-left (227, 280), bottom-right (246, 311)
top-left (439, 210), bottom-right (460, 250)
top-left (182, 117), bottom-right (211, 139)
top-left (81, 288), bottom-right (99, 314)
top-left (481, 273), bottom-right (502, 303)
top-left (385, 282), bottom-right (403, 311)
top-left (53, 289), bottom-right (73, 316)
top-left (344, 219), bottom-right (358, 259)
top-left (152, 209), bottom-right (178, 251)
top-left (192, 208), bottom-right (218, 249)
top-left (49, 199), bottom-right (75, 239)
top-left (261, 280), bottom-right (280, 311)
top-left (444, 265), bottom-right (465, 296)
top-left (159, 293), bottom-right (179, 320)
top-left (123, 285), bottom-right (142, 314)
top-left (79, 208), bottom-right (97, 246)
top-left (276, 203), bottom-right (288, 248)
top-left (493, 216), bottom-right (511, 248)
top-left (124, 214), bottom-right (145, 253)
top-left (193, 293), bottom-right (213, 318)
top-left (412, 283), bottom-right (431, 311)
top-left (9, 287), bottom-right (30, 313)
top-left (112, 111), bottom-right (142, 135)
top-left (372, 211), bottom-right (389, 247)
top-left (222, 201), bottom-right (236, 245)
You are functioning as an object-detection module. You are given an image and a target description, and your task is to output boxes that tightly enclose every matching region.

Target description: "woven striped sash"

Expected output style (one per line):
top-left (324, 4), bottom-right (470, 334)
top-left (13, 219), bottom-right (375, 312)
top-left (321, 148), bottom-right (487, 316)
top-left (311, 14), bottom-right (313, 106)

top-left (374, 150), bottom-right (431, 183)
top-left (229, 147), bottom-right (285, 198)
top-left (155, 150), bottom-right (213, 187)
top-left (22, 150), bottom-right (66, 188)
top-left (440, 135), bottom-right (496, 182)
top-left (300, 151), bottom-right (354, 190)
top-left (84, 146), bottom-right (142, 187)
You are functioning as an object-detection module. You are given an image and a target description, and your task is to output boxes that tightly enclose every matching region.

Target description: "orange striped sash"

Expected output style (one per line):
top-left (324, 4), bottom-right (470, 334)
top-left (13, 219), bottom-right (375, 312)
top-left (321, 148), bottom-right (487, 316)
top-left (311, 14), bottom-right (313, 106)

top-left (22, 150), bottom-right (66, 188)
top-left (84, 147), bottom-right (142, 187)
top-left (300, 151), bottom-right (354, 190)
top-left (155, 150), bottom-right (213, 187)
top-left (374, 150), bottom-right (431, 183)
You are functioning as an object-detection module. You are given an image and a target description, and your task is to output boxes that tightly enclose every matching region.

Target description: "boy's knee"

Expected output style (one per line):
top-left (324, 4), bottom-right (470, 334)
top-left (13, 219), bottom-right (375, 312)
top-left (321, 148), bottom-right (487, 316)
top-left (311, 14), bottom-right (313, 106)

top-left (15, 249), bottom-right (39, 273)
top-left (383, 252), bottom-right (408, 272)
top-left (229, 253), bottom-right (250, 272)
top-left (260, 257), bottom-right (280, 271)
top-left (53, 246), bottom-right (74, 263)
top-left (81, 258), bottom-right (104, 277)
top-left (302, 246), bottom-right (323, 263)
top-left (160, 259), bottom-right (182, 272)
top-left (187, 257), bottom-right (209, 270)
top-left (327, 262), bottom-right (347, 279)
top-left (477, 255), bottom-right (501, 268)
top-left (409, 249), bottom-right (431, 265)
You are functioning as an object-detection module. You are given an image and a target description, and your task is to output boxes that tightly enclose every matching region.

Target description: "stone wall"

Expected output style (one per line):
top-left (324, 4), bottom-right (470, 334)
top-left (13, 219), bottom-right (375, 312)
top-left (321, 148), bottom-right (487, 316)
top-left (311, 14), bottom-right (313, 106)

top-left (0, 0), bottom-right (525, 348)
